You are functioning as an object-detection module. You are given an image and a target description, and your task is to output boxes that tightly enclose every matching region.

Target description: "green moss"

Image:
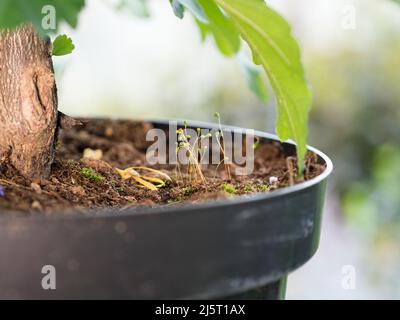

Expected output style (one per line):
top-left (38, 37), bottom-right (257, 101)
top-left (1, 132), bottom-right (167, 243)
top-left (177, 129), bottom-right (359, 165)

top-left (221, 183), bottom-right (236, 194)
top-left (242, 184), bottom-right (254, 193)
top-left (80, 167), bottom-right (103, 183)
top-left (55, 140), bottom-right (62, 150)
top-left (257, 184), bottom-right (270, 192)
top-left (182, 187), bottom-right (196, 197)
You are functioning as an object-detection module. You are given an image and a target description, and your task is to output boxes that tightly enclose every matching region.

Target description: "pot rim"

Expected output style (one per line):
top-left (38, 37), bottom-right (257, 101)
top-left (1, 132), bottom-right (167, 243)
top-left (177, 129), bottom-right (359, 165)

top-left (1, 118), bottom-right (333, 221)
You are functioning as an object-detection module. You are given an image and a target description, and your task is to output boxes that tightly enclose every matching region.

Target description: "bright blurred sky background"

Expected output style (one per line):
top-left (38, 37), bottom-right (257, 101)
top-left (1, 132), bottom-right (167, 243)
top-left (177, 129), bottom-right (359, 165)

top-left (55, 0), bottom-right (400, 299)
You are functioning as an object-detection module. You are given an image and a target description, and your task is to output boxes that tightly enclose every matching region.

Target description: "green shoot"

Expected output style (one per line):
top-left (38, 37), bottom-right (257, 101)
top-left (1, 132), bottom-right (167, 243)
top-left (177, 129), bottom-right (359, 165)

top-left (213, 112), bottom-right (231, 180)
top-left (253, 136), bottom-right (260, 150)
top-left (176, 124), bottom-right (206, 184)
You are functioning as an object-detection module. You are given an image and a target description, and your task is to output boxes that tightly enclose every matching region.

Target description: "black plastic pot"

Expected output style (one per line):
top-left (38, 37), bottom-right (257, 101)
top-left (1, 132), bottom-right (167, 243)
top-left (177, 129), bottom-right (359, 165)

top-left (0, 120), bottom-right (332, 299)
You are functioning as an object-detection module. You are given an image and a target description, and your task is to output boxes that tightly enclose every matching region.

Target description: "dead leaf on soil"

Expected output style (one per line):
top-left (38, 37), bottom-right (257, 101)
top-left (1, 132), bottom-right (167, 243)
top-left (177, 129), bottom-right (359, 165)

top-left (115, 167), bottom-right (171, 191)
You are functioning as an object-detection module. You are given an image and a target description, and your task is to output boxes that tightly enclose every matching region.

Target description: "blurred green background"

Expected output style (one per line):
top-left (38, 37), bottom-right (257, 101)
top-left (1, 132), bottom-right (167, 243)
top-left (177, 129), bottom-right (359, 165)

top-left (56, 0), bottom-right (400, 299)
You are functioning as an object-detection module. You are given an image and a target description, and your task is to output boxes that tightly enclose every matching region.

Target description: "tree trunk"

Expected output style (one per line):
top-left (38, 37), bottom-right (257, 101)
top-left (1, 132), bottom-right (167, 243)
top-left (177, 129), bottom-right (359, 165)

top-left (0, 25), bottom-right (58, 179)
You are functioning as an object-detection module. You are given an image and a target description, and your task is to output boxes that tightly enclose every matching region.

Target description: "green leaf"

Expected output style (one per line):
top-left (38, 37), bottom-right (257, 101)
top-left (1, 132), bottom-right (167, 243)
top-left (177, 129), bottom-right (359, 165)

top-left (116, 0), bottom-right (150, 18)
top-left (0, 0), bottom-right (85, 32)
top-left (52, 34), bottom-right (75, 56)
top-left (238, 53), bottom-right (268, 102)
top-left (197, 0), bottom-right (240, 56)
top-left (169, 0), bottom-right (185, 19)
top-left (215, 0), bottom-right (312, 173)
top-left (180, 0), bottom-right (208, 23)
top-left (252, 50), bottom-right (261, 65)
top-left (170, 0), bottom-right (208, 23)
top-left (195, 19), bottom-right (210, 41)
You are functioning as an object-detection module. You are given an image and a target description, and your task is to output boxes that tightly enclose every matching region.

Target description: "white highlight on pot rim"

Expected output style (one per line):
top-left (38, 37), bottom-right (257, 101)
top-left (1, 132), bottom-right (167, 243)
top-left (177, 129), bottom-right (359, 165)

top-left (145, 121), bottom-right (255, 176)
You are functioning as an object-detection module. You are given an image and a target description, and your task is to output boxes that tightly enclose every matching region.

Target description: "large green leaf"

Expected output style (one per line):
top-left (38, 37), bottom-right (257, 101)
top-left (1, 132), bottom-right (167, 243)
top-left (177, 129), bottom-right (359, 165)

top-left (116, 0), bottom-right (150, 18)
top-left (0, 0), bottom-right (85, 31)
top-left (238, 53), bottom-right (268, 103)
top-left (170, 0), bottom-right (208, 23)
top-left (197, 0), bottom-right (240, 56)
top-left (169, 0), bottom-right (185, 19)
top-left (195, 18), bottom-right (209, 41)
top-left (215, 0), bottom-right (312, 172)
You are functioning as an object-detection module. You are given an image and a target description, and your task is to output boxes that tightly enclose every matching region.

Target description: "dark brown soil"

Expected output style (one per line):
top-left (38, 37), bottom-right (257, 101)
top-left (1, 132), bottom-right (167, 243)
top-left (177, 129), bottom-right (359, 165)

top-left (0, 119), bottom-right (325, 214)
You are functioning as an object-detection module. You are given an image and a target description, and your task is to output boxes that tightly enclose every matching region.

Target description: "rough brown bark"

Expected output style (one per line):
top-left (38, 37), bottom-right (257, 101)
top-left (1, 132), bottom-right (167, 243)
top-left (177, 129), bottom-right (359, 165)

top-left (0, 25), bottom-right (58, 179)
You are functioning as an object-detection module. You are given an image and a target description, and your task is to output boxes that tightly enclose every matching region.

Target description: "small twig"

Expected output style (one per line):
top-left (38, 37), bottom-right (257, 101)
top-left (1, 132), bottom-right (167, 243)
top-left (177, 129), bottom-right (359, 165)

top-left (0, 178), bottom-right (27, 189)
top-left (286, 157), bottom-right (295, 186)
top-left (175, 158), bottom-right (183, 185)
top-left (214, 113), bottom-right (231, 181)
top-left (304, 156), bottom-right (311, 180)
top-left (58, 112), bottom-right (84, 130)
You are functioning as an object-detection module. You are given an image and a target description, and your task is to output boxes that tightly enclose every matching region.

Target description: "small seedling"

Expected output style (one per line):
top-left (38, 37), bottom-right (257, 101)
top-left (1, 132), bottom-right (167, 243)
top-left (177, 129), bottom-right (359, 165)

top-left (81, 167), bottom-right (103, 183)
top-left (116, 187), bottom-right (125, 193)
top-left (176, 123), bottom-right (207, 184)
top-left (196, 127), bottom-right (212, 164)
top-left (214, 112), bottom-right (231, 180)
top-left (221, 183), bottom-right (236, 194)
top-left (253, 136), bottom-right (260, 150)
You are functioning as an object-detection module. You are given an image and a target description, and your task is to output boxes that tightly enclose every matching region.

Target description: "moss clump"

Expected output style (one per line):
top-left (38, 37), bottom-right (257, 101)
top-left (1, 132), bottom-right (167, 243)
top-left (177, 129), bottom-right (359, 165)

top-left (221, 183), bottom-right (236, 194)
top-left (55, 141), bottom-right (62, 151)
top-left (242, 184), bottom-right (254, 193)
top-left (80, 167), bottom-right (103, 183)
top-left (257, 184), bottom-right (270, 192)
top-left (181, 187), bottom-right (197, 197)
